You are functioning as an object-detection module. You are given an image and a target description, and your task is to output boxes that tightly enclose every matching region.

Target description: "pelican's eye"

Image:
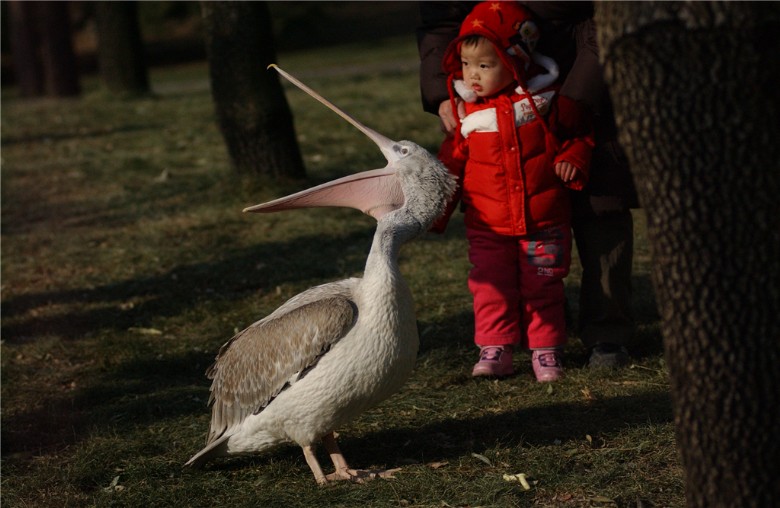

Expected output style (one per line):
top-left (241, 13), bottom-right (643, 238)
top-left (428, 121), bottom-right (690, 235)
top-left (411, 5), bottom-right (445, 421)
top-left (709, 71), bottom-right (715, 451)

top-left (396, 145), bottom-right (410, 156)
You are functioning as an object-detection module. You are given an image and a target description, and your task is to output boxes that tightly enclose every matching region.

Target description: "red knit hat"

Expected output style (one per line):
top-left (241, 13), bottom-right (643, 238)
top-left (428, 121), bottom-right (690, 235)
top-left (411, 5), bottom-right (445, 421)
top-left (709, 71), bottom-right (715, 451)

top-left (442, 1), bottom-right (540, 86)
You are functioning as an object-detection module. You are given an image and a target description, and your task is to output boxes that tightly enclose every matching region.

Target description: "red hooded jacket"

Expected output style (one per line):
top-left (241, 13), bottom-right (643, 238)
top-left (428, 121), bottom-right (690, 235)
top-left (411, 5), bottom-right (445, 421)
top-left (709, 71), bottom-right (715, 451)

top-left (434, 2), bottom-right (594, 236)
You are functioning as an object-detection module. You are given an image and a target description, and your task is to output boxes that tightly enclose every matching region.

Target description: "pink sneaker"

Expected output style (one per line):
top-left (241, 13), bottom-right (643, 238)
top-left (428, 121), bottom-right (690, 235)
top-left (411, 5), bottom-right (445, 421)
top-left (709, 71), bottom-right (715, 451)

top-left (472, 346), bottom-right (514, 378)
top-left (532, 350), bottom-right (564, 382)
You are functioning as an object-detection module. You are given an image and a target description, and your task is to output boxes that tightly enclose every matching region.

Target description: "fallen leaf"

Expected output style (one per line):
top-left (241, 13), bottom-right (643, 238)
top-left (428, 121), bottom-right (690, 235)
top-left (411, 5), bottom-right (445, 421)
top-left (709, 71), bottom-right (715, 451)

top-left (428, 461), bottom-right (448, 469)
top-left (103, 475), bottom-right (123, 493)
top-left (154, 169), bottom-right (171, 183)
top-left (471, 452), bottom-right (493, 466)
top-left (502, 473), bottom-right (533, 490)
top-left (128, 327), bottom-right (162, 336)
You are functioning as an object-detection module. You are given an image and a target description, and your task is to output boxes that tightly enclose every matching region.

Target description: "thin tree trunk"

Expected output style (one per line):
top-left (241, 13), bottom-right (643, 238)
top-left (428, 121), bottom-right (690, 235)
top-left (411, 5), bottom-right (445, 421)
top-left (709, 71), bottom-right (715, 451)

top-left (7, 0), bottom-right (44, 97)
top-left (94, 1), bottom-right (150, 96)
top-left (37, 1), bottom-right (80, 97)
top-left (201, 1), bottom-right (305, 178)
top-left (596, 2), bottom-right (780, 506)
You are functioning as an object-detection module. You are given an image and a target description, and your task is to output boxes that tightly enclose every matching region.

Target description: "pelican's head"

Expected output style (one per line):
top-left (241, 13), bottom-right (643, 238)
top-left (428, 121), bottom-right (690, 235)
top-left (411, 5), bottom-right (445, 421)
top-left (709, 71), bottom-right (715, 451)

top-left (243, 65), bottom-right (456, 235)
top-left (386, 140), bottom-right (456, 233)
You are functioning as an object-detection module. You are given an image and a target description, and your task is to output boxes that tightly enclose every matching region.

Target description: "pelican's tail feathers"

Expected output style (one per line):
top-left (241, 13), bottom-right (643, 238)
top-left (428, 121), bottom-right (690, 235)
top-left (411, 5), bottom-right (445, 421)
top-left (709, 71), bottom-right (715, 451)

top-left (184, 435), bottom-right (229, 469)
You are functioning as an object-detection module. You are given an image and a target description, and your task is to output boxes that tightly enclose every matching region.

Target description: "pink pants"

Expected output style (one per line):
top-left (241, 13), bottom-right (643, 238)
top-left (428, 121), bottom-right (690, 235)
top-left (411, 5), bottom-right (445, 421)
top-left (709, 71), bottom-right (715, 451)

top-left (466, 225), bottom-right (571, 350)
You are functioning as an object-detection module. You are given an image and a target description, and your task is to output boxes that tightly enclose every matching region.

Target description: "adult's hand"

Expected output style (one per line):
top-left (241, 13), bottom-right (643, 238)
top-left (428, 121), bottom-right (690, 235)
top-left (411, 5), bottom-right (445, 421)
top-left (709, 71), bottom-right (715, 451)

top-left (438, 98), bottom-right (465, 136)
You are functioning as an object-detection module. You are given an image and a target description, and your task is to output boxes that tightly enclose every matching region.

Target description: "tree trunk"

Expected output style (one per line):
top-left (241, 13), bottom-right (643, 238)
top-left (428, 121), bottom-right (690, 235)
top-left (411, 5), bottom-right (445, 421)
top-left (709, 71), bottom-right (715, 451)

top-left (200, 1), bottom-right (305, 178)
top-left (7, 1), bottom-right (45, 97)
top-left (94, 1), bottom-right (150, 96)
top-left (37, 1), bottom-right (81, 97)
top-left (595, 2), bottom-right (780, 506)
top-left (8, 1), bottom-right (80, 97)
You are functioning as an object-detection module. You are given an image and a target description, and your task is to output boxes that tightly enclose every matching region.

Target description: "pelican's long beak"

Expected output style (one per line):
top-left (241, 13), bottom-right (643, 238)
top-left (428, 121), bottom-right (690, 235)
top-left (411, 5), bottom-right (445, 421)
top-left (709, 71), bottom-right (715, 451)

top-left (268, 64), bottom-right (401, 164)
top-left (243, 167), bottom-right (403, 219)
top-left (243, 65), bottom-right (405, 220)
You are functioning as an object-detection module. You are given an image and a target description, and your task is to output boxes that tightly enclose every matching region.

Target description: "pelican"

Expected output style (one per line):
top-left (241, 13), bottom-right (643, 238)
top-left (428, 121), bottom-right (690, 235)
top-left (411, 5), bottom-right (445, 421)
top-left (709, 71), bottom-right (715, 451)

top-left (185, 65), bottom-right (456, 484)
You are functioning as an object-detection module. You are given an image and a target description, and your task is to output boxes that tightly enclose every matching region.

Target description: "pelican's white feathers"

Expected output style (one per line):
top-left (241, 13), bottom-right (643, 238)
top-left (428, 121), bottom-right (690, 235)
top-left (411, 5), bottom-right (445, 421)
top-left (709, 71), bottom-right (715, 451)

top-left (205, 280), bottom-right (359, 445)
top-left (185, 65), bottom-right (456, 484)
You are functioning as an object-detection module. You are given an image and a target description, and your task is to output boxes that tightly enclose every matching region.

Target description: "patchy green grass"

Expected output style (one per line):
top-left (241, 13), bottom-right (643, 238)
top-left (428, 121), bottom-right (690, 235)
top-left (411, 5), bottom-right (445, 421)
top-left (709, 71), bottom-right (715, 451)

top-left (1, 36), bottom-right (682, 507)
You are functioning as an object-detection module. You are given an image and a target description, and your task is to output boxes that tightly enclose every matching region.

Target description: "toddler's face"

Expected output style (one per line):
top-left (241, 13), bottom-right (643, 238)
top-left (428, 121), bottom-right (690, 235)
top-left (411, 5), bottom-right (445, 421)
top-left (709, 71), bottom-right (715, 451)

top-left (460, 39), bottom-right (515, 98)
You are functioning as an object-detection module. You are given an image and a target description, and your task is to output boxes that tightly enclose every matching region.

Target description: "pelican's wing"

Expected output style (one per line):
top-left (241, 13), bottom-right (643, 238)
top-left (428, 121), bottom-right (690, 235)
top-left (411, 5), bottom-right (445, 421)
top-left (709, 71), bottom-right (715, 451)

top-left (204, 281), bottom-right (358, 444)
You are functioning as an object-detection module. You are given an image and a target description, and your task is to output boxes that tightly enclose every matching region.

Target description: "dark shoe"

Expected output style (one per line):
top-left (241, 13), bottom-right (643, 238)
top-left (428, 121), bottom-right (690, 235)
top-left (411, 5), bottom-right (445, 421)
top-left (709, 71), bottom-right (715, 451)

top-left (472, 346), bottom-right (514, 378)
top-left (588, 343), bottom-right (629, 368)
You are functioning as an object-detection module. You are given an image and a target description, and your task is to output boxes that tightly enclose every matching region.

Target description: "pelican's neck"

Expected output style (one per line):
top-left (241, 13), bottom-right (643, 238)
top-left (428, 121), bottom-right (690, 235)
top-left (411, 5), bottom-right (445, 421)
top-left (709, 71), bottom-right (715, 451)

top-left (364, 219), bottom-right (405, 280)
top-left (360, 217), bottom-right (417, 343)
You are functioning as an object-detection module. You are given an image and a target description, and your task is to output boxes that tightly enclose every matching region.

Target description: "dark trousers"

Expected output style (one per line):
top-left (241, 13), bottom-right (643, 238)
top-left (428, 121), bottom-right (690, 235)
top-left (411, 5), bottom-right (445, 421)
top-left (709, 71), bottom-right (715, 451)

top-left (571, 194), bottom-right (635, 349)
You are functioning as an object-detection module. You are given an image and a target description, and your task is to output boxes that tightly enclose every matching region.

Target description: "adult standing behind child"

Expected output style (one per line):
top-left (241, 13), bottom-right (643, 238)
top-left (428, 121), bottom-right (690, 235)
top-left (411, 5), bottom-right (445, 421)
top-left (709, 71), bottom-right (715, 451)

top-left (429, 2), bottom-right (594, 382)
top-left (418, 1), bottom-right (639, 372)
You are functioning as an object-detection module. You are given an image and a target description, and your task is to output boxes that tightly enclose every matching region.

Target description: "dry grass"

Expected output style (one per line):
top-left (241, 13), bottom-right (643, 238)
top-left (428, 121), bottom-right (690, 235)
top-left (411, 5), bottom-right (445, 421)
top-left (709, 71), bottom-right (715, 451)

top-left (1, 36), bottom-right (682, 507)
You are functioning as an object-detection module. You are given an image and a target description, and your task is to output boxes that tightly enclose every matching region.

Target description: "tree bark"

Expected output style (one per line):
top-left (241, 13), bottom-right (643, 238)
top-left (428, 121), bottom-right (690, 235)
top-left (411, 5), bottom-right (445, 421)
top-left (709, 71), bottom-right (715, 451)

top-left (201, 1), bottom-right (305, 178)
top-left (37, 1), bottom-right (80, 97)
top-left (94, 1), bottom-right (150, 96)
top-left (8, 1), bottom-right (80, 97)
top-left (595, 2), bottom-right (780, 506)
top-left (7, 1), bottom-right (45, 97)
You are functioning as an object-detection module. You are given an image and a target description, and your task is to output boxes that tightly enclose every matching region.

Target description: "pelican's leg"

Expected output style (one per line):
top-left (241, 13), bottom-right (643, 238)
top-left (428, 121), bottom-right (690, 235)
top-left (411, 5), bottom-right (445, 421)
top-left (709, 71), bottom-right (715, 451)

top-left (322, 432), bottom-right (352, 480)
top-left (302, 445), bottom-right (328, 485)
top-left (322, 432), bottom-right (400, 483)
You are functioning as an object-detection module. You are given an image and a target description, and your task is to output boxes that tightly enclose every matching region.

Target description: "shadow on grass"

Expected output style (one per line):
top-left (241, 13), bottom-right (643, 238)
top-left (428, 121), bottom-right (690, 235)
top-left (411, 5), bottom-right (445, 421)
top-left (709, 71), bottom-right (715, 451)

top-left (3, 308), bottom-right (665, 466)
top-left (346, 391), bottom-right (673, 468)
top-left (196, 390), bottom-right (673, 475)
top-left (1, 227), bottom-right (375, 343)
top-left (1, 348), bottom-right (211, 457)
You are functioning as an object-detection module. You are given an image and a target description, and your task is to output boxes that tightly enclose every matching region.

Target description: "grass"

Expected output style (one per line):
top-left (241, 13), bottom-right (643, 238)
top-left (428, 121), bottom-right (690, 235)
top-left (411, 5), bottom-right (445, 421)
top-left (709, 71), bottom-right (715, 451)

top-left (1, 35), bottom-right (682, 507)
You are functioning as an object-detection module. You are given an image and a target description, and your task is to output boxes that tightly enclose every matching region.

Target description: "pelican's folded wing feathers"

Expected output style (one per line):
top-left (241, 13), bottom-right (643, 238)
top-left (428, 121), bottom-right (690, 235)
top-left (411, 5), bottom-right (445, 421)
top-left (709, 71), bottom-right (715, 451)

top-left (204, 289), bottom-right (357, 444)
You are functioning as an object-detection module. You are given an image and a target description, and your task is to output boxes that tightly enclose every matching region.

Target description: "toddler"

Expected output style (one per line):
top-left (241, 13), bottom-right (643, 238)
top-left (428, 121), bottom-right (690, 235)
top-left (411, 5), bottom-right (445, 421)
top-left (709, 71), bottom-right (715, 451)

top-left (433, 1), bottom-right (593, 382)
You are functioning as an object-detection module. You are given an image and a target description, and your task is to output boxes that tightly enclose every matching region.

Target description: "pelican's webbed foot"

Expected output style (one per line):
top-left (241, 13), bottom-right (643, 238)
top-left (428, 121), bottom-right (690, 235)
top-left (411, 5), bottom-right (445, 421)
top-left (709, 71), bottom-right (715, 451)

top-left (316, 431), bottom-right (400, 484)
top-left (325, 467), bottom-right (401, 483)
